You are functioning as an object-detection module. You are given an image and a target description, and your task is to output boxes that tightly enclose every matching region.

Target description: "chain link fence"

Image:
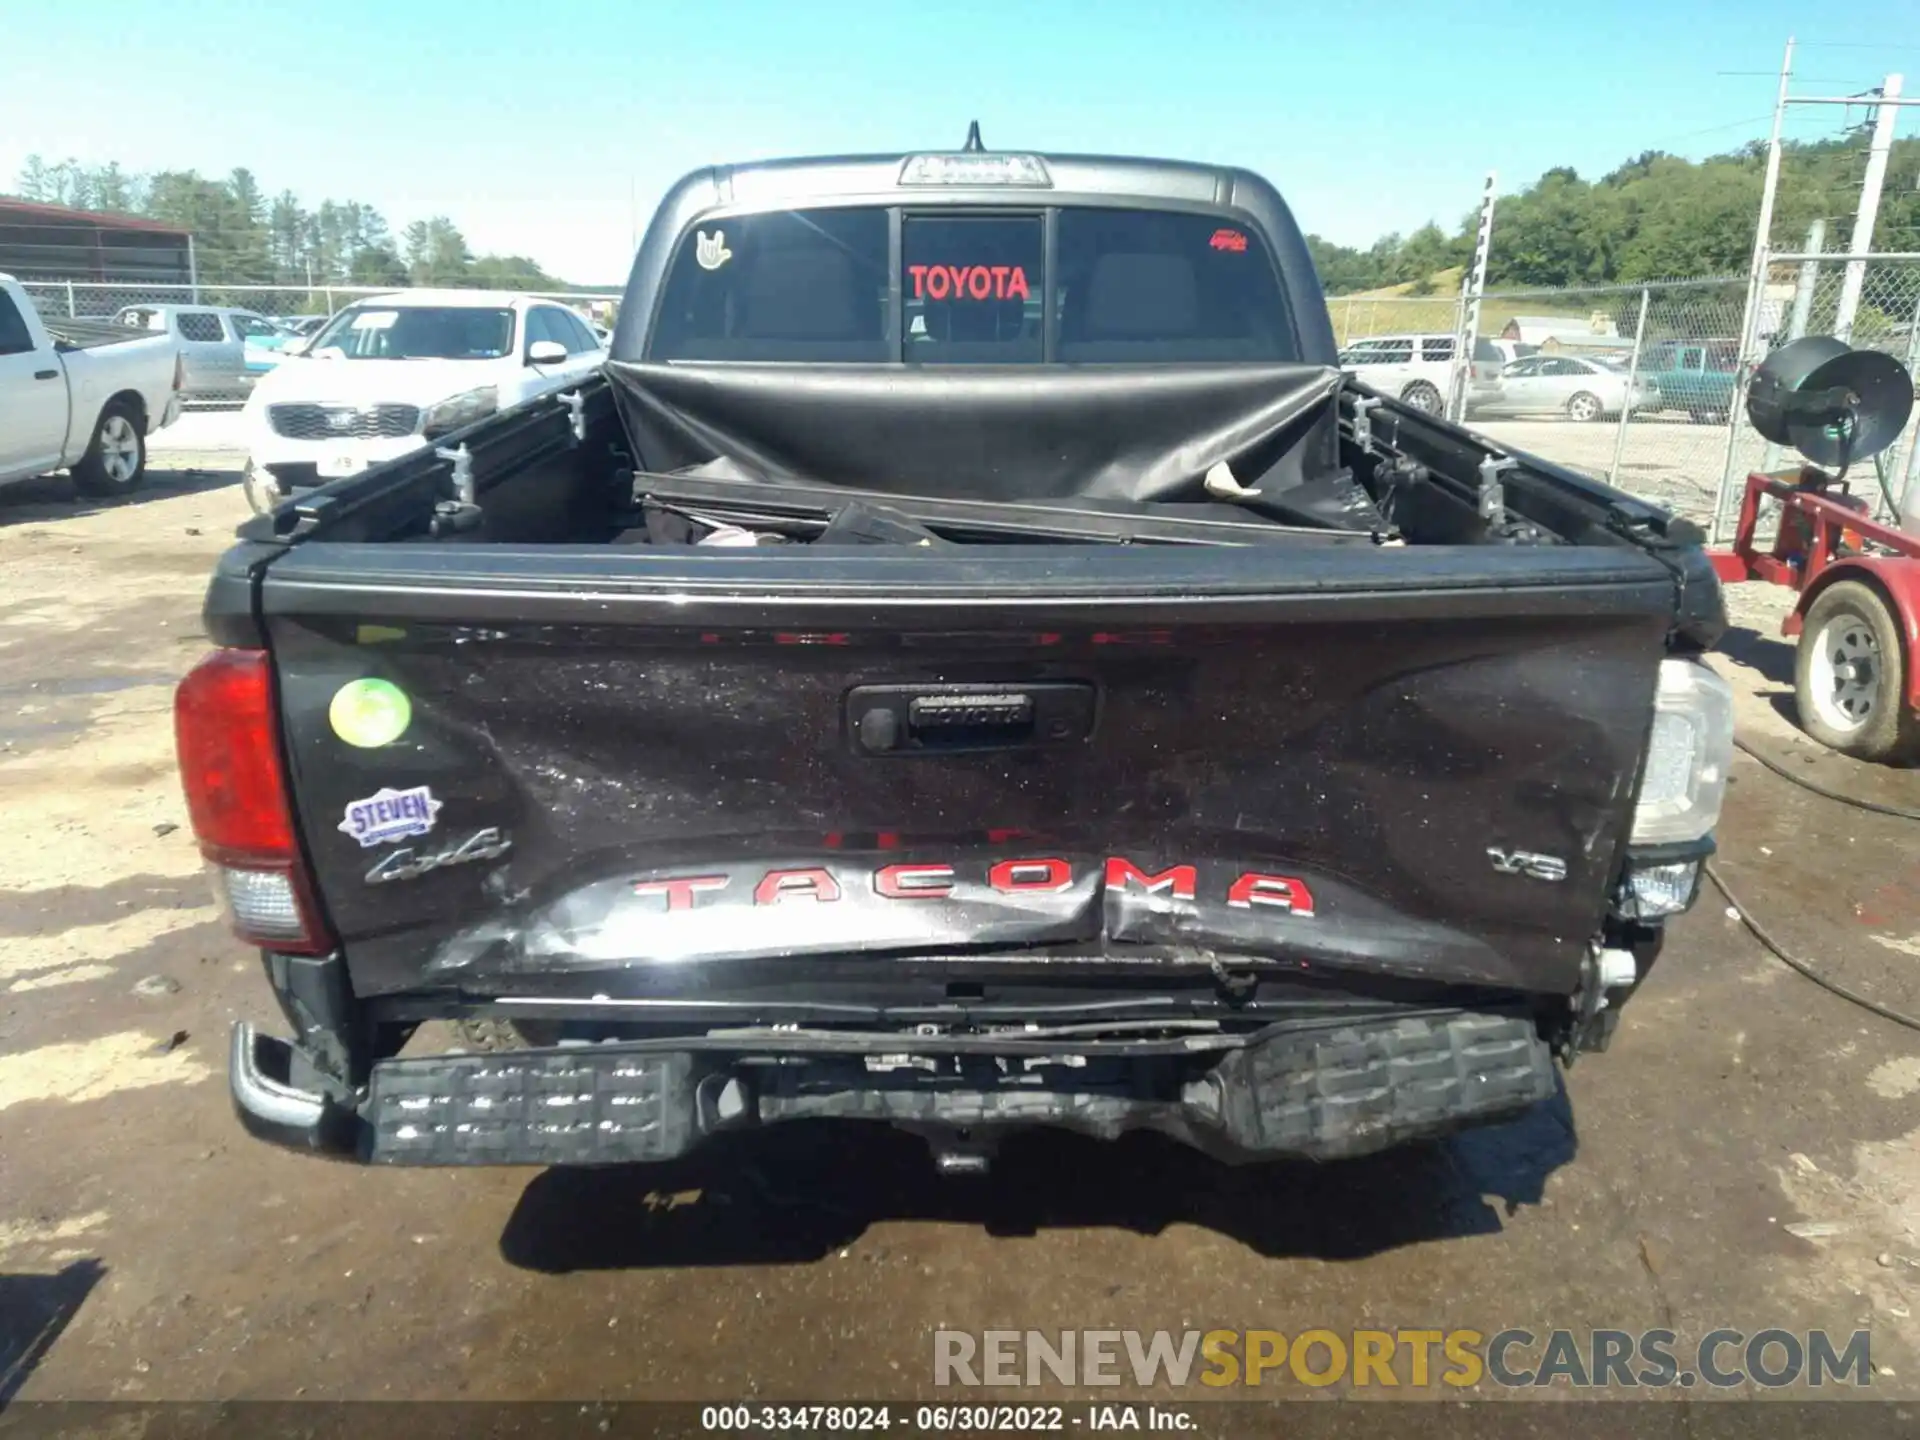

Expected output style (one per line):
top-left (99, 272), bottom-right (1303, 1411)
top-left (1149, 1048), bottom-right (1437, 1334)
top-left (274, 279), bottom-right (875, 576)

top-left (1326, 266), bottom-right (1920, 530)
top-left (17, 267), bottom-right (1920, 519)
top-left (1458, 278), bottom-right (1749, 528)
top-left (17, 280), bottom-right (623, 407)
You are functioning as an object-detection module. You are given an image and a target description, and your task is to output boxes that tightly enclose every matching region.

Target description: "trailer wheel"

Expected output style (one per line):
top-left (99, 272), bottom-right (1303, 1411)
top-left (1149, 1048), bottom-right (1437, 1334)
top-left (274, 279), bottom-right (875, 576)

top-left (69, 400), bottom-right (147, 497)
top-left (1795, 580), bottom-right (1920, 763)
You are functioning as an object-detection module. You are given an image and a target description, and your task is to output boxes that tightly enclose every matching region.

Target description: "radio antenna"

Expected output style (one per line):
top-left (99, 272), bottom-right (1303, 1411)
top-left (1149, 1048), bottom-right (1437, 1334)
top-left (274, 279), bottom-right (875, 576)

top-left (962, 121), bottom-right (984, 152)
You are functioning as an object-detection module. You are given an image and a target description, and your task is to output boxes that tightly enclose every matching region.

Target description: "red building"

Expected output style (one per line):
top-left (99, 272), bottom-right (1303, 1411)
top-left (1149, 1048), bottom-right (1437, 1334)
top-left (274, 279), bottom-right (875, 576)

top-left (0, 199), bottom-right (192, 283)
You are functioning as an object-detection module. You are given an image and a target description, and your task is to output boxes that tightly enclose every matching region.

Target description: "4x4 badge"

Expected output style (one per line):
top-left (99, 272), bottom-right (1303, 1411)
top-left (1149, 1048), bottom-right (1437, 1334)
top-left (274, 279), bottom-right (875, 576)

top-left (366, 828), bottom-right (511, 884)
top-left (1487, 847), bottom-right (1568, 882)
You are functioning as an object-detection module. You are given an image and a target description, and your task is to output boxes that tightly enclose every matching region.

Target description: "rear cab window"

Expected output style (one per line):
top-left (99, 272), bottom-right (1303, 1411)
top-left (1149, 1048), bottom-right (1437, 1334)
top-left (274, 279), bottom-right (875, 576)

top-left (904, 215), bottom-right (1041, 363)
top-left (0, 291), bottom-right (34, 355)
top-left (177, 312), bottom-right (225, 343)
top-left (650, 209), bottom-right (891, 362)
top-left (647, 204), bottom-right (1296, 364)
top-left (1349, 341), bottom-right (1412, 365)
top-left (1055, 209), bottom-right (1292, 362)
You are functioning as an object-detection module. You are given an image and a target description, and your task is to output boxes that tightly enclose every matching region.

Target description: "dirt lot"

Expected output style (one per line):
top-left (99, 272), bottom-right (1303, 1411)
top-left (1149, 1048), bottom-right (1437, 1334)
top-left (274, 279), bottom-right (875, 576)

top-left (2, 449), bottom-right (1918, 1410)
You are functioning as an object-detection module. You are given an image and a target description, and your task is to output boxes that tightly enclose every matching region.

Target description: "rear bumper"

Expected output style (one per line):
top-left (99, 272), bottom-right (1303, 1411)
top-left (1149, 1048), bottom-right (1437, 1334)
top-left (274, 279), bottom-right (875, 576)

top-left (230, 1009), bottom-right (1558, 1168)
top-left (228, 1022), bottom-right (359, 1158)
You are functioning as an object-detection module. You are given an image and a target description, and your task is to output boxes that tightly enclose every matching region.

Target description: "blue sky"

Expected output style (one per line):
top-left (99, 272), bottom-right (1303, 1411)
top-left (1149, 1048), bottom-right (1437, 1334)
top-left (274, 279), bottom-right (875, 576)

top-left (3, 1), bottom-right (1916, 285)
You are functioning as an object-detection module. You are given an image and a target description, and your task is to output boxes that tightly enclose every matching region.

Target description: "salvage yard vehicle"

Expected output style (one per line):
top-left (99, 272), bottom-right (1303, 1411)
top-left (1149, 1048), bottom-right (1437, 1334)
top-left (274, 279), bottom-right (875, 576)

top-left (0, 273), bottom-right (184, 494)
top-left (1471, 353), bottom-right (1657, 423)
top-left (1337, 332), bottom-right (1502, 416)
top-left (113, 303), bottom-right (286, 405)
top-left (178, 144), bottom-right (1733, 1178)
top-left (236, 289), bottom-right (607, 515)
top-left (1642, 339), bottom-right (1739, 425)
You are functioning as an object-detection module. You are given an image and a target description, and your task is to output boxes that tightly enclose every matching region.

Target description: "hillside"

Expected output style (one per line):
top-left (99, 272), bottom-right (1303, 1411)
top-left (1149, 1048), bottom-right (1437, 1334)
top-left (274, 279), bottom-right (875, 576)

top-left (1311, 131), bottom-right (1920, 296)
top-left (1325, 267), bottom-right (1611, 345)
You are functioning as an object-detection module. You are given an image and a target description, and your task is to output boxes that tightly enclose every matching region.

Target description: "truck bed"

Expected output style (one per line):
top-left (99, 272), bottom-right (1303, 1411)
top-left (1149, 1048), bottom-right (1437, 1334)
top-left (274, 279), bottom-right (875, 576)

top-left (41, 316), bottom-right (167, 351)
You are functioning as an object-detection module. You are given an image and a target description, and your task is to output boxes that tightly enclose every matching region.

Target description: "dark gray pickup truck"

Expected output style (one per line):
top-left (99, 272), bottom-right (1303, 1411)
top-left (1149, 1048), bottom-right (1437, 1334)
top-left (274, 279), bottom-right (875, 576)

top-left (177, 145), bottom-right (1732, 1177)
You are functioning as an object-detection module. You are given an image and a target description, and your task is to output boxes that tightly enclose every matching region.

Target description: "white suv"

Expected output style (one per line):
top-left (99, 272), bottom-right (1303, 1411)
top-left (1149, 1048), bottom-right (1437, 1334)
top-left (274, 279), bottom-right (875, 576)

top-left (239, 290), bottom-right (606, 513)
top-left (1338, 333), bottom-right (1502, 415)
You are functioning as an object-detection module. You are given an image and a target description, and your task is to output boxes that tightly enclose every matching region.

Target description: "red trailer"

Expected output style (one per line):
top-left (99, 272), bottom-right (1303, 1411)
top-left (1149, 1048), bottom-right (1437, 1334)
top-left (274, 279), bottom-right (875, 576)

top-left (1710, 466), bottom-right (1920, 763)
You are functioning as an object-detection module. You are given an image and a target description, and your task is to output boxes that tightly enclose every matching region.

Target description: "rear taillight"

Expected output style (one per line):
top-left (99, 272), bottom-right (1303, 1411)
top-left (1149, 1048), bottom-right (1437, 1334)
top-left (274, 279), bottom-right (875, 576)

top-left (175, 648), bottom-right (333, 954)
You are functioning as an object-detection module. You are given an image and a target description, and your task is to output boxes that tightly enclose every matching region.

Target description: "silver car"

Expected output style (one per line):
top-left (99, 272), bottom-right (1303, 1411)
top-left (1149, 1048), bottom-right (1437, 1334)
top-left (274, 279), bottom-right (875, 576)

top-left (112, 304), bottom-right (290, 404)
top-left (1471, 353), bottom-right (1655, 422)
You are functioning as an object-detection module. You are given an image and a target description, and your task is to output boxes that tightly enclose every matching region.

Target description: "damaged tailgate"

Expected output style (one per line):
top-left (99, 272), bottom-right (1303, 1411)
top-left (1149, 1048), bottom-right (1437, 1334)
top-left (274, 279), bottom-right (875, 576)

top-left (259, 539), bottom-right (1673, 1001)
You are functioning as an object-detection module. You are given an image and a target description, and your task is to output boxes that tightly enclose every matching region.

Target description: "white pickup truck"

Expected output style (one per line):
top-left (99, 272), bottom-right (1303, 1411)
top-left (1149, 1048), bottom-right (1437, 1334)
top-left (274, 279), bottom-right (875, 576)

top-left (0, 274), bottom-right (185, 496)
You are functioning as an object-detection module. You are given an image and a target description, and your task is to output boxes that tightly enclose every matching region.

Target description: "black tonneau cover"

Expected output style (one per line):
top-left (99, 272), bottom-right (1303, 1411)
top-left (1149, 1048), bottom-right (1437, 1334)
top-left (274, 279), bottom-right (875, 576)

top-left (607, 361), bottom-right (1383, 532)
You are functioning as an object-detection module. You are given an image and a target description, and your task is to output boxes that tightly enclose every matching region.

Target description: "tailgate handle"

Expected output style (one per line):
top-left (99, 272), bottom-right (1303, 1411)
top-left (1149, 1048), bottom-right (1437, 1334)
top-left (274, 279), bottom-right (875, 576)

top-left (848, 683), bottom-right (1095, 755)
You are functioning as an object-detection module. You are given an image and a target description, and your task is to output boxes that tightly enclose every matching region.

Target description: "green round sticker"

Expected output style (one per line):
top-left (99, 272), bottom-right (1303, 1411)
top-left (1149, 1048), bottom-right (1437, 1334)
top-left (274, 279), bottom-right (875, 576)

top-left (329, 678), bottom-right (412, 748)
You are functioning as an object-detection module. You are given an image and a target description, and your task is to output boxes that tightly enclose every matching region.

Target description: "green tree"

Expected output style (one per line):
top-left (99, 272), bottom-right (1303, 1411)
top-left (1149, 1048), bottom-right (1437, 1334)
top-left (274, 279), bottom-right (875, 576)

top-left (349, 244), bottom-right (408, 285)
top-left (403, 217), bottom-right (473, 285)
top-left (469, 253), bottom-right (560, 290)
top-left (1304, 235), bottom-right (1387, 295)
top-left (268, 190), bottom-right (307, 282)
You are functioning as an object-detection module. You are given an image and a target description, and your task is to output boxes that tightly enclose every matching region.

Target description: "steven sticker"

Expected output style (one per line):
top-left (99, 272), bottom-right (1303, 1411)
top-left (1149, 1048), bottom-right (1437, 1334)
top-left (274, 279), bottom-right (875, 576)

top-left (338, 785), bottom-right (442, 848)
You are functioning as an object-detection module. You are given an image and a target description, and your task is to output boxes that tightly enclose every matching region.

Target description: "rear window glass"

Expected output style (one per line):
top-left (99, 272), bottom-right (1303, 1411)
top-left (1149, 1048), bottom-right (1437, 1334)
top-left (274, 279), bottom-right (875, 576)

top-left (1348, 342), bottom-right (1412, 365)
top-left (0, 291), bottom-right (32, 355)
top-left (903, 215), bottom-right (1042, 364)
top-left (177, 312), bottom-right (224, 343)
top-left (1055, 209), bottom-right (1292, 363)
top-left (650, 208), bottom-right (891, 362)
top-left (647, 205), bottom-right (1297, 364)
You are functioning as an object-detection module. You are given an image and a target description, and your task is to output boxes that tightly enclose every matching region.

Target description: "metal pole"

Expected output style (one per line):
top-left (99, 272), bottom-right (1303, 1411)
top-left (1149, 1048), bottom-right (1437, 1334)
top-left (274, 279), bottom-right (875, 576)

top-left (1608, 288), bottom-right (1651, 487)
top-left (187, 234), bottom-right (201, 302)
top-left (1762, 219), bottom-right (1826, 471)
top-left (1902, 403), bottom-right (1920, 534)
top-left (1448, 172), bottom-right (1499, 423)
top-left (1710, 35), bottom-right (1795, 543)
top-left (1835, 73), bottom-right (1903, 342)
top-left (64, 280), bottom-right (75, 317)
top-left (1788, 218), bottom-right (1824, 340)
top-left (1892, 288), bottom-right (1920, 527)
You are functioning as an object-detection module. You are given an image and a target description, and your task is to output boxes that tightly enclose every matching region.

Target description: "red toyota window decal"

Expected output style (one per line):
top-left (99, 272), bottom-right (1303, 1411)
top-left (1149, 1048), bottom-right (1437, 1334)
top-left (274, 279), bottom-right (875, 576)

top-left (908, 264), bottom-right (1032, 302)
top-left (1209, 228), bottom-right (1249, 253)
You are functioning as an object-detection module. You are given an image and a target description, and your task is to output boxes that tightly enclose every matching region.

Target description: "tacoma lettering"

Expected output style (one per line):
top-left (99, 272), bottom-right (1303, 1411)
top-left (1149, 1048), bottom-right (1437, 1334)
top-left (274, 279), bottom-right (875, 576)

top-left (1104, 858), bottom-right (1197, 899)
top-left (633, 874), bottom-right (729, 910)
top-left (874, 862), bottom-right (956, 899)
top-left (624, 858), bottom-right (1314, 914)
top-left (753, 868), bottom-right (843, 905)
